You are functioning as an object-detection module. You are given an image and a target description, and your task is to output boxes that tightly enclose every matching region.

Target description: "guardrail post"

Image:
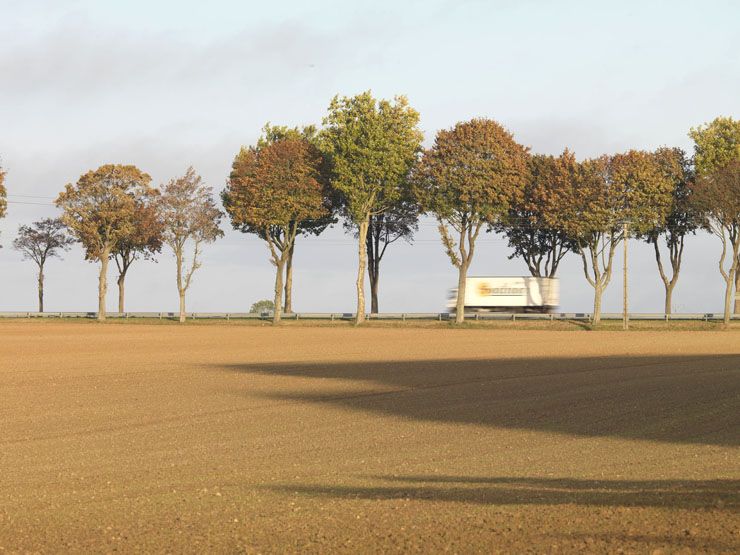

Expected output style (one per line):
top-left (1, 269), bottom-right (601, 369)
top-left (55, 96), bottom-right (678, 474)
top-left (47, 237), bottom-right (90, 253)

top-left (402, 313), bottom-right (406, 322)
top-left (226, 313), bottom-right (230, 321)
top-left (296, 313), bottom-right (300, 320)
top-left (512, 313), bottom-right (516, 322)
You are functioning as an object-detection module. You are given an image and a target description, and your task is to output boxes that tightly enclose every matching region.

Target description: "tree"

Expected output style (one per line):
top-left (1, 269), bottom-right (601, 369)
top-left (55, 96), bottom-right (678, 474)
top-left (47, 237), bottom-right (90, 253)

top-left (639, 148), bottom-right (699, 315)
top-left (12, 218), bottom-right (73, 312)
top-left (159, 167), bottom-right (223, 323)
top-left (555, 152), bottom-right (672, 325)
top-left (495, 150), bottom-right (578, 278)
top-left (56, 164), bottom-right (154, 321)
top-left (692, 161), bottom-right (740, 325)
top-left (230, 123), bottom-right (336, 314)
top-left (111, 191), bottom-right (163, 313)
top-left (250, 299), bottom-right (274, 314)
top-left (689, 117), bottom-right (740, 312)
top-left (223, 138), bottom-right (329, 323)
top-left (414, 119), bottom-right (530, 323)
top-left (321, 91), bottom-right (423, 324)
top-left (554, 157), bottom-right (620, 326)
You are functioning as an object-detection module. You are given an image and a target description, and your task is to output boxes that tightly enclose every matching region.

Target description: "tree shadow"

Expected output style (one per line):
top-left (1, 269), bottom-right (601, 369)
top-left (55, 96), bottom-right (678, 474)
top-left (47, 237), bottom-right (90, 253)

top-left (265, 475), bottom-right (738, 510)
top-left (216, 354), bottom-right (740, 446)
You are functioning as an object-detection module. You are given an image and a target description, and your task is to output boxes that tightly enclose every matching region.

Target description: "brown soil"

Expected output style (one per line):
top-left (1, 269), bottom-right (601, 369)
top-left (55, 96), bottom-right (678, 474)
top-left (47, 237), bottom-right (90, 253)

top-left (1, 322), bottom-right (738, 553)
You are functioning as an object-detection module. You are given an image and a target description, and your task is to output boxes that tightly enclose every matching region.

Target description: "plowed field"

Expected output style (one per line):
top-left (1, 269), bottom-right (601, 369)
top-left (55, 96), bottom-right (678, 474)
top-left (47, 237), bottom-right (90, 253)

top-left (1, 322), bottom-right (738, 553)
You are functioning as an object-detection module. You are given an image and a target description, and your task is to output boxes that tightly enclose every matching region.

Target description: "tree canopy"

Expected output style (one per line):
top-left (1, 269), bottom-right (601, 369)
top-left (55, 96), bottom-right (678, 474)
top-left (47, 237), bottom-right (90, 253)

top-left (56, 165), bottom-right (154, 261)
top-left (13, 218), bottom-right (73, 267)
top-left (496, 150), bottom-right (578, 278)
top-left (689, 116), bottom-right (740, 177)
top-left (224, 139), bottom-right (328, 234)
top-left (321, 92), bottom-right (422, 221)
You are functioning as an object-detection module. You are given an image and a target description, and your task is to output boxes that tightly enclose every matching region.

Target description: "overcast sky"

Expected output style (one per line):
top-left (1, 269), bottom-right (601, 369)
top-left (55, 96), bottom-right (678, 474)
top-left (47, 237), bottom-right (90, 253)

top-left (1, 0), bottom-right (738, 314)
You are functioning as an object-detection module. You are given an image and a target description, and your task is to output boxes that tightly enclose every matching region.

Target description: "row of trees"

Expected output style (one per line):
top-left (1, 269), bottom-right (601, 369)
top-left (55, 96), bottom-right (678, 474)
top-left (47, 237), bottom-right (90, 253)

top-left (221, 100), bottom-right (739, 326)
top-left (0, 95), bottom-right (738, 325)
top-left (5, 166), bottom-right (223, 322)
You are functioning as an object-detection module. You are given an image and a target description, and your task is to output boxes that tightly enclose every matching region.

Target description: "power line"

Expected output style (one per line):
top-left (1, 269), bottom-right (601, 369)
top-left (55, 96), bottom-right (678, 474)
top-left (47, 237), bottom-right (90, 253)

top-left (5, 200), bottom-right (56, 206)
top-left (7, 194), bottom-right (56, 200)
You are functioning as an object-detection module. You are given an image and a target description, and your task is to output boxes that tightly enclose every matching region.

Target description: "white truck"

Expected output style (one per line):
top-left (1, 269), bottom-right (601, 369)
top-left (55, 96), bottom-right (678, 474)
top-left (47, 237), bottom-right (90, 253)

top-left (447, 276), bottom-right (560, 313)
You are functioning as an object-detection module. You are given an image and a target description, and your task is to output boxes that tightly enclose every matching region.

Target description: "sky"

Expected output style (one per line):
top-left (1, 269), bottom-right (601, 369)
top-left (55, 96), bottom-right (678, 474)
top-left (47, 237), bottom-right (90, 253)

top-left (1, 0), bottom-right (739, 314)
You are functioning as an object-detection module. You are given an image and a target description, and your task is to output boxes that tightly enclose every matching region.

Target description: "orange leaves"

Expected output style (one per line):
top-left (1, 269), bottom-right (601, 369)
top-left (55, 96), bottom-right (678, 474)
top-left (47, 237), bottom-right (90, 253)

top-left (415, 118), bottom-right (529, 224)
top-left (694, 160), bottom-right (740, 231)
top-left (55, 164), bottom-right (156, 261)
top-left (224, 138), bottom-right (329, 232)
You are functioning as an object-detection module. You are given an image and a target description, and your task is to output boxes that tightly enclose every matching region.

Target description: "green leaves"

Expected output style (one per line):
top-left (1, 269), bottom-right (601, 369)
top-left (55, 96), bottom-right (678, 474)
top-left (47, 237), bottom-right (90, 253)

top-left (321, 91), bottom-right (423, 223)
top-left (689, 117), bottom-right (740, 177)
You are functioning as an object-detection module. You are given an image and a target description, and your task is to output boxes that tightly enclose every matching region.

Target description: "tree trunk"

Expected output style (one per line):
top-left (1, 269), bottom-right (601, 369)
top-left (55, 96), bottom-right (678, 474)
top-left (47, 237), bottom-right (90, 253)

top-left (722, 272), bottom-right (734, 326)
top-left (455, 262), bottom-right (467, 324)
top-left (117, 271), bottom-right (126, 314)
top-left (179, 291), bottom-right (186, 323)
top-left (664, 282), bottom-right (674, 316)
top-left (176, 250), bottom-right (185, 323)
top-left (366, 218), bottom-right (380, 314)
top-left (370, 269), bottom-right (379, 314)
top-left (284, 242), bottom-right (294, 314)
top-left (592, 285), bottom-right (603, 326)
top-left (355, 217), bottom-right (369, 324)
top-left (273, 259), bottom-right (285, 324)
top-left (38, 268), bottom-right (44, 313)
top-left (98, 253), bottom-right (109, 321)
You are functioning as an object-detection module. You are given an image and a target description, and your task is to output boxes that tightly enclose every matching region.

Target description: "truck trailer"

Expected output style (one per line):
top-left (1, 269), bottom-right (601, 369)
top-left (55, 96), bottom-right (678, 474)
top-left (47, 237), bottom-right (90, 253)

top-left (447, 276), bottom-right (560, 313)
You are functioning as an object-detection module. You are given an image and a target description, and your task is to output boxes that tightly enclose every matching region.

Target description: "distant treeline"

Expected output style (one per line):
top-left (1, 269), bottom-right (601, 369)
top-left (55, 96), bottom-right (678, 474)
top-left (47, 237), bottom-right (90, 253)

top-left (1, 93), bottom-right (738, 324)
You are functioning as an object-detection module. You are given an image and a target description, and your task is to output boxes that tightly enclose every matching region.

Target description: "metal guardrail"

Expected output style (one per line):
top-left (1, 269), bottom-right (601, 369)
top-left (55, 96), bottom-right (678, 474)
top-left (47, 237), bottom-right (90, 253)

top-left (0, 311), bottom-right (737, 321)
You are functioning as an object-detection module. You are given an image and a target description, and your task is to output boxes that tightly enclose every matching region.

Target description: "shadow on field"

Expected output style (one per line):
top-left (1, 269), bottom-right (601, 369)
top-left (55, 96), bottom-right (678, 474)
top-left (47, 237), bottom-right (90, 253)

top-left (267, 475), bottom-right (739, 509)
top-left (218, 354), bottom-right (740, 446)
